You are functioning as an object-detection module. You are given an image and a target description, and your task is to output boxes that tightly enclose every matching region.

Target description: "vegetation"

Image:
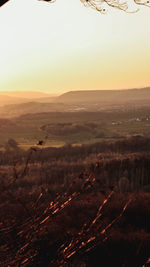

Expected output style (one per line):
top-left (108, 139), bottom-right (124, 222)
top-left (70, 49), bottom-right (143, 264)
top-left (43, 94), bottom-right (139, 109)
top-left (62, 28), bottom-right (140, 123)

top-left (0, 136), bottom-right (150, 266)
top-left (0, 104), bottom-right (150, 149)
top-left (0, 89), bottom-right (150, 265)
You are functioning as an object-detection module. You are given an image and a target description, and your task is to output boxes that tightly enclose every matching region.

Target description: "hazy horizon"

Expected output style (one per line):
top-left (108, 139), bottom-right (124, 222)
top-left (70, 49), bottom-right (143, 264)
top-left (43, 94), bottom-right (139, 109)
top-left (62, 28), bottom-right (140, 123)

top-left (0, 86), bottom-right (150, 98)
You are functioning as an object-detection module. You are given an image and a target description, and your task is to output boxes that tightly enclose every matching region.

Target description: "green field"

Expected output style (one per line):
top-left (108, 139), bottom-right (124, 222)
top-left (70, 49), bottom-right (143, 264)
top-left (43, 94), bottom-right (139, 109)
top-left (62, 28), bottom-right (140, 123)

top-left (0, 106), bottom-right (150, 149)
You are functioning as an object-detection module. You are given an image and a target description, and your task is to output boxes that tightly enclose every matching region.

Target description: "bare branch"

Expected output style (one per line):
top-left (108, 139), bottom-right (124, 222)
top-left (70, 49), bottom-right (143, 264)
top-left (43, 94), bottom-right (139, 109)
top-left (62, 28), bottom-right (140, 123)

top-left (0, 0), bottom-right (150, 13)
top-left (40, 0), bottom-right (150, 13)
top-left (80, 0), bottom-right (150, 13)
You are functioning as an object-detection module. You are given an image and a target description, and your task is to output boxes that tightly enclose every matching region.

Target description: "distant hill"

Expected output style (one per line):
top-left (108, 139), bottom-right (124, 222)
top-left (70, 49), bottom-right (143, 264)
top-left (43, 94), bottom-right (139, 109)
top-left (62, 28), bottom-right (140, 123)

top-left (33, 96), bottom-right (57, 103)
top-left (0, 91), bottom-right (54, 99)
top-left (0, 87), bottom-right (150, 117)
top-left (0, 95), bottom-right (30, 107)
top-left (0, 92), bottom-right (57, 107)
top-left (0, 102), bottom-right (71, 117)
top-left (57, 87), bottom-right (150, 104)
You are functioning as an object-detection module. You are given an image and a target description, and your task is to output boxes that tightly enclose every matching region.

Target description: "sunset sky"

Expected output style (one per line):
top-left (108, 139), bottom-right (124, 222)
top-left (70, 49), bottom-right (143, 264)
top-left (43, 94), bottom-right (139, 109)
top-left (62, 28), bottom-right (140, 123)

top-left (0, 0), bottom-right (150, 94)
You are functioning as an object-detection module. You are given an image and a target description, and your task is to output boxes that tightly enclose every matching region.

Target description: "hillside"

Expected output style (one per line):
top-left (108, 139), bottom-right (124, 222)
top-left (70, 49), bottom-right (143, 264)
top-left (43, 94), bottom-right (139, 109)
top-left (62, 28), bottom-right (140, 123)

top-left (0, 87), bottom-right (150, 117)
top-left (57, 87), bottom-right (150, 104)
top-left (0, 91), bottom-right (53, 99)
top-left (0, 92), bottom-right (57, 107)
top-left (0, 102), bottom-right (71, 117)
top-left (0, 141), bottom-right (150, 266)
top-left (0, 94), bottom-right (30, 107)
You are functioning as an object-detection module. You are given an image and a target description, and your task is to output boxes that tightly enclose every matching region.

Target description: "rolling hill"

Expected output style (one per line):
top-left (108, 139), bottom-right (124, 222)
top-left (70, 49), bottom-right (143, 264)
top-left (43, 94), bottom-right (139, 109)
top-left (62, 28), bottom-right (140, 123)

top-left (0, 91), bottom-right (53, 99)
top-left (0, 94), bottom-right (30, 107)
top-left (0, 92), bottom-right (57, 107)
top-left (0, 87), bottom-right (150, 117)
top-left (57, 87), bottom-right (150, 104)
top-left (0, 102), bottom-right (72, 117)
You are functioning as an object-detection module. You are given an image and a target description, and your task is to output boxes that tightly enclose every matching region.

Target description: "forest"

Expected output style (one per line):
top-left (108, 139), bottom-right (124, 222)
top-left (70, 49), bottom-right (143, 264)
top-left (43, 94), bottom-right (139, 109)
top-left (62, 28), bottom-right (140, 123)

top-left (0, 135), bottom-right (150, 266)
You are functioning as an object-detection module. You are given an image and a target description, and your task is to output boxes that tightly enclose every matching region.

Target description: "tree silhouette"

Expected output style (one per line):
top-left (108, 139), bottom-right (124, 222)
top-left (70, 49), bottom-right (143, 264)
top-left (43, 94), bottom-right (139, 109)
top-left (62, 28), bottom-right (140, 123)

top-left (0, 0), bottom-right (9, 7)
top-left (0, 0), bottom-right (150, 13)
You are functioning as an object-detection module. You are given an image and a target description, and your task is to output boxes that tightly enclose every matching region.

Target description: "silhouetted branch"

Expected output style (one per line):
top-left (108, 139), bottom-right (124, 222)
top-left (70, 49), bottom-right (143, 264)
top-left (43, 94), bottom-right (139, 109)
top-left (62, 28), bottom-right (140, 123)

top-left (41, 0), bottom-right (150, 13)
top-left (0, 0), bottom-right (150, 13)
top-left (0, 0), bottom-right (9, 7)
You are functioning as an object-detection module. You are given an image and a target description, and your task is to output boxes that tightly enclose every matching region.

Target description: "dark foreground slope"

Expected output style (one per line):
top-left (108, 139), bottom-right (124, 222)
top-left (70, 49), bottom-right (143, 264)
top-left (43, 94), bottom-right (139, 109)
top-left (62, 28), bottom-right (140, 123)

top-left (0, 138), bottom-right (150, 266)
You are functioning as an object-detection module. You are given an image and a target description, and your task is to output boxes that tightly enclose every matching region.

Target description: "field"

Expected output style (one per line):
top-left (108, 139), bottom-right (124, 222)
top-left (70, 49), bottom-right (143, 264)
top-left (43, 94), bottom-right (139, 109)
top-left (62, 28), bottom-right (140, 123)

top-left (0, 105), bottom-right (150, 149)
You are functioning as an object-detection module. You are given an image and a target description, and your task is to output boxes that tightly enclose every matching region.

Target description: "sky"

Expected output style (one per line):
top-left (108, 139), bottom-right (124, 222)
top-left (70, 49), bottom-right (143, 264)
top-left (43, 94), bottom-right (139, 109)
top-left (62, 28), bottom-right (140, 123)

top-left (0, 0), bottom-right (150, 94)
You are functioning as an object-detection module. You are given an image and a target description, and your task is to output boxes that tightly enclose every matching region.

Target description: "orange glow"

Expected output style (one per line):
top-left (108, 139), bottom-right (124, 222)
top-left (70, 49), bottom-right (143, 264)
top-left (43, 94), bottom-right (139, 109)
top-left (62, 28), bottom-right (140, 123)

top-left (0, 0), bottom-right (150, 94)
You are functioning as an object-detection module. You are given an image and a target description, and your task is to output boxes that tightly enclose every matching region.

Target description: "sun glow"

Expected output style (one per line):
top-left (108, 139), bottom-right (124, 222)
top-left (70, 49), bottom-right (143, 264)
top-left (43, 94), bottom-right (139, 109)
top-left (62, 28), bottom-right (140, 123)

top-left (0, 0), bottom-right (150, 94)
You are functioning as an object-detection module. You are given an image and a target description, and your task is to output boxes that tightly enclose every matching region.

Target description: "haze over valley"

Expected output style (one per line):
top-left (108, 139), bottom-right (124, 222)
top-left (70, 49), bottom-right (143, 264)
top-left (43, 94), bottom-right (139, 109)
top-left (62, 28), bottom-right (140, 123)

top-left (0, 87), bottom-right (150, 149)
top-left (0, 87), bottom-right (150, 117)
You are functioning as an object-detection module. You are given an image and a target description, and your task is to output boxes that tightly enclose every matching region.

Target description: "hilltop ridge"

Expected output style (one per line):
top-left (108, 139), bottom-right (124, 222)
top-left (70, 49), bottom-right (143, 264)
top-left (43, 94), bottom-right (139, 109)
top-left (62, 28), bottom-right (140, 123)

top-left (0, 87), bottom-right (150, 115)
top-left (57, 87), bottom-right (150, 103)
